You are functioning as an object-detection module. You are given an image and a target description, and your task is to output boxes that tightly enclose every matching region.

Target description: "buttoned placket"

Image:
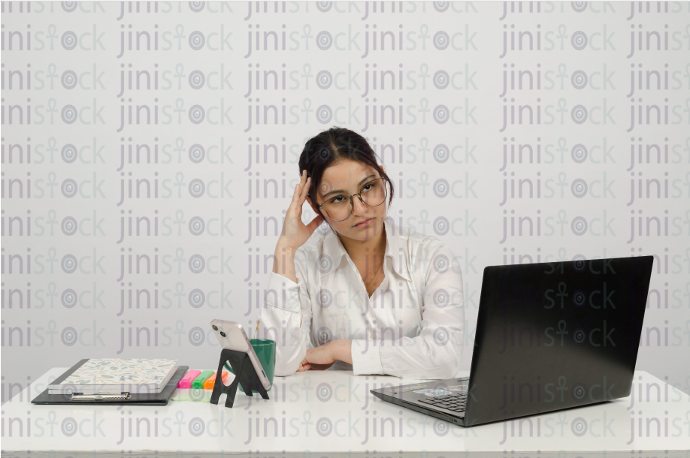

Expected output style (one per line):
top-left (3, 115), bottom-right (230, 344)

top-left (343, 249), bottom-right (389, 341)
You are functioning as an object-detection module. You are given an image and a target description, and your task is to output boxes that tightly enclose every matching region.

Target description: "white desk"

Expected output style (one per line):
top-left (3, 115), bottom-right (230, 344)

top-left (2, 369), bottom-right (689, 457)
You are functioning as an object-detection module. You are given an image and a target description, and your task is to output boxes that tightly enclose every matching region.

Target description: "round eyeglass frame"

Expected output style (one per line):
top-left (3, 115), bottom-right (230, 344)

top-left (310, 177), bottom-right (388, 222)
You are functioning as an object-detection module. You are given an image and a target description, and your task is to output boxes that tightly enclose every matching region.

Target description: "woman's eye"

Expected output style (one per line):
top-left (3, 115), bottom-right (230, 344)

top-left (362, 182), bottom-right (378, 192)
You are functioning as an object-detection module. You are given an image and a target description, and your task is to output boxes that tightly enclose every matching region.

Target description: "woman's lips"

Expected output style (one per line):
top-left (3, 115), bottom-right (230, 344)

top-left (354, 218), bottom-right (374, 227)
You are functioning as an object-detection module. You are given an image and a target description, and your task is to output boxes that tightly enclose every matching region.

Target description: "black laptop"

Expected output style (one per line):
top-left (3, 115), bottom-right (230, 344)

top-left (370, 255), bottom-right (654, 427)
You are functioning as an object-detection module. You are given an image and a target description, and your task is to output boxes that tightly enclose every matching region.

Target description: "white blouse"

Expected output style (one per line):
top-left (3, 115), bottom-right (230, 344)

top-left (257, 218), bottom-right (465, 379)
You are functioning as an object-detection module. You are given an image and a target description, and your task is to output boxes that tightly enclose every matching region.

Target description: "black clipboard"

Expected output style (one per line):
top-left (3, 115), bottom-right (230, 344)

top-left (31, 359), bottom-right (189, 405)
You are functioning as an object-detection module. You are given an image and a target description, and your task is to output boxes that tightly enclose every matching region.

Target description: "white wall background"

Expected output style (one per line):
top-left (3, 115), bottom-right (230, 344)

top-left (2, 1), bottom-right (690, 406)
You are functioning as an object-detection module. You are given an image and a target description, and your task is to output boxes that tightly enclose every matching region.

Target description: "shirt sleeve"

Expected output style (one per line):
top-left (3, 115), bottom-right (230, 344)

top-left (352, 238), bottom-right (465, 379)
top-left (257, 247), bottom-right (313, 377)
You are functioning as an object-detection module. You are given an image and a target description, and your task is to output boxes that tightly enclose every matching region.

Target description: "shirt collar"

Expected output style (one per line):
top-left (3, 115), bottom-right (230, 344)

top-left (321, 218), bottom-right (411, 282)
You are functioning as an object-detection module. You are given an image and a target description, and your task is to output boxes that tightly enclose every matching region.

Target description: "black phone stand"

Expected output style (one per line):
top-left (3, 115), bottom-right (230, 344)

top-left (210, 348), bottom-right (269, 408)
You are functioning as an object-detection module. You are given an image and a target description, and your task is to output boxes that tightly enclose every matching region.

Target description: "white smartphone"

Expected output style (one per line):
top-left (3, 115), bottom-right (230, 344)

top-left (210, 319), bottom-right (271, 391)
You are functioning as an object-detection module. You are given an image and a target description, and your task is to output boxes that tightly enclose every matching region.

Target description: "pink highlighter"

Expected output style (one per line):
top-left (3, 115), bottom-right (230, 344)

top-left (178, 370), bottom-right (201, 389)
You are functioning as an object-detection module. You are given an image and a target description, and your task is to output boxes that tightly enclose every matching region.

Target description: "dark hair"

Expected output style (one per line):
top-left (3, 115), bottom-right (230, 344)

top-left (298, 126), bottom-right (395, 233)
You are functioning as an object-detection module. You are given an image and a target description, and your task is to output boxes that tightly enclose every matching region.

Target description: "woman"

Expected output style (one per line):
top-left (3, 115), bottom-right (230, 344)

top-left (257, 127), bottom-right (465, 379)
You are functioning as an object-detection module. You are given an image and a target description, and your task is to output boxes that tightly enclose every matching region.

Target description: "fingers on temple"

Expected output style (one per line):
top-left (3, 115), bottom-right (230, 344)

top-left (301, 177), bottom-right (310, 200)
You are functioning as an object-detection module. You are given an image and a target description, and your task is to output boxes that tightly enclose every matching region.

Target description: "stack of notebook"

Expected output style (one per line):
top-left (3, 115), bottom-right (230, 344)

top-left (48, 358), bottom-right (179, 395)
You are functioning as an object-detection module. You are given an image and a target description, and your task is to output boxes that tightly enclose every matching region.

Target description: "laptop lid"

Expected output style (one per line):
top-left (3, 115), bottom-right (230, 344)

top-left (463, 255), bottom-right (654, 427)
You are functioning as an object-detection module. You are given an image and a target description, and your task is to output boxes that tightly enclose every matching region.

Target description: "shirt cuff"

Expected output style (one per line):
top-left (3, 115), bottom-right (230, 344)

top-left (350, 339), bottom-right (383, 375)
top-left (266, 271), bottom-right (301, 311)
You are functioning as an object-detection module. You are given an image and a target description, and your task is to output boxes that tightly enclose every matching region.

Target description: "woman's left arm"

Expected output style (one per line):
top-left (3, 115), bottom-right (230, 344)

top-left (299, 338), bottom-right (352, 370)
top-left (329, 339), bottom-right (353, 364)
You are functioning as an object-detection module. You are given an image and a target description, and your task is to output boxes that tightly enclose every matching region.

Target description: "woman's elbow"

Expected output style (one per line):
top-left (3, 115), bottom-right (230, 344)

top-left (274, 358), bottom-right (301, 377)
top-left (434, 346), bottom-right (463, 379)
top-left (273, 344), bottom-right (307, 377)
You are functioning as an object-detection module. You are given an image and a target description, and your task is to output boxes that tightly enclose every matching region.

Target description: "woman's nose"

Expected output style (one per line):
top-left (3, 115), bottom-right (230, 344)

top-left (351, 195), bottom-right (369, 214)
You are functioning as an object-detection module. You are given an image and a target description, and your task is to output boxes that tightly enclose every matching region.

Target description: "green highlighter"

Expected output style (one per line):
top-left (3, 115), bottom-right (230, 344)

top-left (191, 370), bottom-right (215, 389)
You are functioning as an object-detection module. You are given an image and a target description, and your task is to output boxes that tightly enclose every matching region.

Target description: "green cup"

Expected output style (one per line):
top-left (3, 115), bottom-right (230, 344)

top-left (225, 339), bottom-right (276, 393)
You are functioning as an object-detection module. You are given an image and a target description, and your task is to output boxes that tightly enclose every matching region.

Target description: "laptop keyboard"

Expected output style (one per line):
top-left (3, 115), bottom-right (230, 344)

top-left (417, 393), bottom-right (467, 413)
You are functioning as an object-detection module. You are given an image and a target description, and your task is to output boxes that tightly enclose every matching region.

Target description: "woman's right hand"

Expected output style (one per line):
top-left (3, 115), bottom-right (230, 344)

top-left (279, 170), bottom-right (325, 251)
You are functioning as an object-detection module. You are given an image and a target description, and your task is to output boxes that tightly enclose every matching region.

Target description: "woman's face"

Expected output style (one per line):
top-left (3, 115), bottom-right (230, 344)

top-left (307, 159), bottom-right (387, 241)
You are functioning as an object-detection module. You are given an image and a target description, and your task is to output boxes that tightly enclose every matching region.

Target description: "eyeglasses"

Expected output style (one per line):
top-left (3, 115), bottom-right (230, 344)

top-left (312, 177), bottom-right (387, 222)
